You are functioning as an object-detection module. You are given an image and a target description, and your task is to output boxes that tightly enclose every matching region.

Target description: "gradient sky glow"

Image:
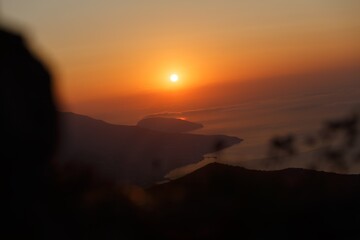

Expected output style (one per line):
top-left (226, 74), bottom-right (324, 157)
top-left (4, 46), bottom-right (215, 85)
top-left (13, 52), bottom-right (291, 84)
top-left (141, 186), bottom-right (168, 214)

top-left (2, 0), bottom-right (360, 112)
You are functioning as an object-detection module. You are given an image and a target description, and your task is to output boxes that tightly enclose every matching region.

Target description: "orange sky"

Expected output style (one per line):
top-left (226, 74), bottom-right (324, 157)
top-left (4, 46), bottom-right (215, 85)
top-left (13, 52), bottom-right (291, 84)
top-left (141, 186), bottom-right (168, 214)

top-left (2, 0), bottom-right (360, 116)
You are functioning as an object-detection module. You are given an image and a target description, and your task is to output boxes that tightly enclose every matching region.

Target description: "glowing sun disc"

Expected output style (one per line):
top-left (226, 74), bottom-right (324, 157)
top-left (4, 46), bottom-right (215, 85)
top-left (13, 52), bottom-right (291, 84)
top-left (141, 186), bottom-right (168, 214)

top-left (170, 74), bottom-right (179, 82)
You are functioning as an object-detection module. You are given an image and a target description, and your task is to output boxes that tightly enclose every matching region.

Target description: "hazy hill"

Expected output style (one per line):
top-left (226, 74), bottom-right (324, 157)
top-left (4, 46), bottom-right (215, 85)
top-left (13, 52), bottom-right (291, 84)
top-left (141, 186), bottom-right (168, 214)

top-left (147, 162), bottom-right (360, 239)
top-left (56, 112), bottom-right (241, 186)
top-left (137, 117), bottom-right (203, 133)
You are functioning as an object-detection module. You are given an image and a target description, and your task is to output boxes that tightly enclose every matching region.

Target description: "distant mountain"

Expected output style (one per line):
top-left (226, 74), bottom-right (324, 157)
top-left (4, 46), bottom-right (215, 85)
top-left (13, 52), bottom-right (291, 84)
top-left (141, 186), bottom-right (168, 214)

top-left (56, 112), bottom-right (242, 186)
top-left (137, 117), bottom-right (203, 133)
top-left (147, 163), bottom-right (360, 239)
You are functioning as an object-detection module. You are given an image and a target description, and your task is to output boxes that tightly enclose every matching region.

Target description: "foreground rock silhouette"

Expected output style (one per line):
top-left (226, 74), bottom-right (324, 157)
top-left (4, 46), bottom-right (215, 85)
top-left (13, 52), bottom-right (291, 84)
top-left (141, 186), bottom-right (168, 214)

top-left (1, 27), bottom-right (151, 240)
top-left (1, 27), bottom-right (57, 239)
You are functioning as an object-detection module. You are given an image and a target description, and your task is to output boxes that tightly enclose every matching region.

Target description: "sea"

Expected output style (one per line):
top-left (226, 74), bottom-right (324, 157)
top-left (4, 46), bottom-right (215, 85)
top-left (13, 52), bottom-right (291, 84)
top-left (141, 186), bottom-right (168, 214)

top-left (157, 85), bottom-right (360, 178)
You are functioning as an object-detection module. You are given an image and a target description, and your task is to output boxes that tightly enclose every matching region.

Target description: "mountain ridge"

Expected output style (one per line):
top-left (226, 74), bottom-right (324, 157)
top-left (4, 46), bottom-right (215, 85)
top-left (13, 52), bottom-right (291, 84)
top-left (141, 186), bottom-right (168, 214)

top-left (146, 162), bottom-right (360, 239)
top-left (56, 112), bottom-right (242, 186)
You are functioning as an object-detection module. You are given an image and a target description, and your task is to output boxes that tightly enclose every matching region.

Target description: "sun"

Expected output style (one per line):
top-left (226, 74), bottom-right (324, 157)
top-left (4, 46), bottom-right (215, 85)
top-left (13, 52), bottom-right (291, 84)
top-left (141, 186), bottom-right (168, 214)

top-left (170, 73), bottom-right (179, 82)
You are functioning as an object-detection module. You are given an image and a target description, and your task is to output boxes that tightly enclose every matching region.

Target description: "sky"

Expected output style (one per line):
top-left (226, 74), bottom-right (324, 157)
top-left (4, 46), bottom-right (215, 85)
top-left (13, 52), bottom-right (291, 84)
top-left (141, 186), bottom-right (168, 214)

top-left (1, 0), bottom-right (360, 121)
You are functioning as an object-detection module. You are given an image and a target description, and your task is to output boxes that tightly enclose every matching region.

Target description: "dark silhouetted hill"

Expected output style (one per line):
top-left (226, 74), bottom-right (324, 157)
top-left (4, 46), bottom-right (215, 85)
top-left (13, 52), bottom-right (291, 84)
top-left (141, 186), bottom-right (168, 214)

top-left (137, 117), bottom-right (203, 133)
top-left (57, 112), bottom-right (242, 186)
top-left (146, 162), bottom-right (360, 239)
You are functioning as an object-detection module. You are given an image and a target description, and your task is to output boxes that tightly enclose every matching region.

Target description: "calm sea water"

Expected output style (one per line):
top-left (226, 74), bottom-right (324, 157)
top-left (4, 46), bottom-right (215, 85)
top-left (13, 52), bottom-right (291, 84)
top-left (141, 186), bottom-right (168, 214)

top-left (162, 86), bottom-right (360, 178)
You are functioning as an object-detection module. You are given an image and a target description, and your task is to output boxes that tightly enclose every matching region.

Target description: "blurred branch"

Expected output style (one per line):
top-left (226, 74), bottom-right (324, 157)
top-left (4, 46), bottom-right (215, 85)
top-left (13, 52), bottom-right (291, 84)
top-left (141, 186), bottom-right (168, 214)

top-left (267, 111), bottom-right (360, 172)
